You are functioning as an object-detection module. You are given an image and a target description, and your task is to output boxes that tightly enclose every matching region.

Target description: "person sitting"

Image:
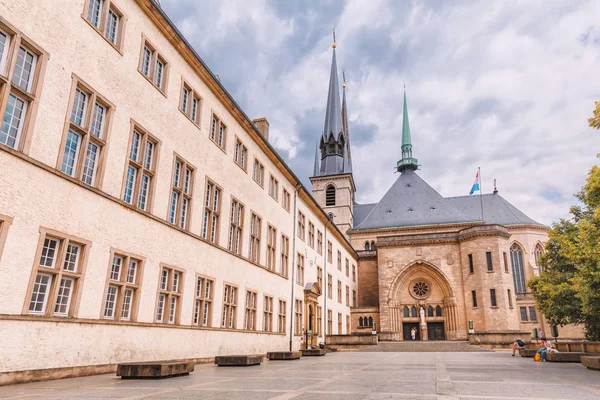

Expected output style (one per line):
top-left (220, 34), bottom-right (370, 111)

top-left (512, 339), bottom-right (527, 356)
top-left (536, 340), bottom-right (553, 362)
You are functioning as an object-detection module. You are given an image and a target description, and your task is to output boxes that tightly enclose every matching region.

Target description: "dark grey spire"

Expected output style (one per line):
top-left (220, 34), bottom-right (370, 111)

top-left (313, 141), bottom-right (320, 176)
top-left (322, 47), bottom-right (343, 142)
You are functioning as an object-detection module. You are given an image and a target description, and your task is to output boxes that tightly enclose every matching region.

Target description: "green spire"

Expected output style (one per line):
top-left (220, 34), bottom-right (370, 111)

top-left (397, 88), bottom-right (419, 173)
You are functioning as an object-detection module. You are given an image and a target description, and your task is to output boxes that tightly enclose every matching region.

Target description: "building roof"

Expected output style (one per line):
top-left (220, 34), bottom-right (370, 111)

top-left (446, 194), bottom-right (544, 227)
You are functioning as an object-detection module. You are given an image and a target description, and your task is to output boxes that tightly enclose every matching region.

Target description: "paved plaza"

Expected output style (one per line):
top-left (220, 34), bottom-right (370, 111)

top-left (1, 351), bottom-right (599, 400)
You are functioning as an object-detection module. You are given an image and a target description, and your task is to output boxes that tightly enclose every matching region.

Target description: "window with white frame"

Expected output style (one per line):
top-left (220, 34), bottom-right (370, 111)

top-left (269, 175), bottom-right (278, 200)
top-left (297, 211), bottom-right (305, 241)
top-left (266, 224), bottom-right (277, 271)
top-left (317, 266), bottom-right (323, 288)
top-left (234, 137), bottom-right (247, 170)
top-left (138, 37), bottom-right (168, 93)
top-left (327, 274), bottom-right (332, 299)
top-left (345, 258), bottom-right (350, 277)
top-left (263, 295), bottom-right (273, 332)
top-left (179, 80), bottom-right (202, 126)
top-left (227, 198), bottom-right (244, 255)
top-left (294, 299), bottom-right (303, 336)
top-left (346, 285), bottom-right (350, 306)
top-left (253, 158), bottom-right (264, 187)
top-left (102, 251), bottom-right (143, 321)
top-left (337, 250), bottom-right (342, 271)
top-left (26, 230), bottom-right (89, 317)
top-left (249, 212), bottom-right (261, 264)
top-left (296, 252), bottom-right (304, 286)
top-left (168, 155), bottom-right (195, 230)
top-left (327, 309), bottom-right (332, 334)
top-left (202, 179), bottom-right (221, 243)
top-left (221, 284), bottom-right (237, 328)
top-left (280, 234), bottom-right (289, 277)
top-left (316, 306), bottom-right (322, 336)
top-left (83, 0), bottom-right (125, 50)
top-left (337, 280), bottom-right (342, 303)
top-left (327, 241), bottom-right (332, 263)
top-left (308, 222), bottom-right (315, 248)
top-left (193, 275), bottom-right (213, 327)
top-left (317, 230), bottom-right (323, 255)
top-left (155, 265), bottom-right (183, 324)
top-left (59, 77), bottom-right (112, 188)
top-left (278, 299), bottom-right (286, 333)
top-left (123, 123), bottom-right (159, 212)
top-left (244, 290), bottom-right (257, 330)
top-left (282, 188), bottom-right (290, 211)
top-left (0, 22), bottom-right (45, 152)
top-left (210, 113), bottom-right (226, 150)
top-left (338, 312), bottom-right (342, 334)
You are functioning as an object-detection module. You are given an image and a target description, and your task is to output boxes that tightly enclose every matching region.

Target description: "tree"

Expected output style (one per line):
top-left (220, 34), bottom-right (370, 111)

top-left (529, 105), bottom-right (600, 339)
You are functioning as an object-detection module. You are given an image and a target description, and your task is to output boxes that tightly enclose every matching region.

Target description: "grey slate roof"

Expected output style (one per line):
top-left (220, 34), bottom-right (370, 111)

top-left (353, 170), bottom-right (544, 230)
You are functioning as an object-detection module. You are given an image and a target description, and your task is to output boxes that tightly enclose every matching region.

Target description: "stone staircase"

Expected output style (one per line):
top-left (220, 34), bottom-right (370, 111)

top-left (358, 340), bottom-right (489, 352)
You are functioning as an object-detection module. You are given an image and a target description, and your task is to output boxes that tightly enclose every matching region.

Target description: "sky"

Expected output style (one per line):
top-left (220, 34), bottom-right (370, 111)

top-left (160, 0), bottom-right (600, 226)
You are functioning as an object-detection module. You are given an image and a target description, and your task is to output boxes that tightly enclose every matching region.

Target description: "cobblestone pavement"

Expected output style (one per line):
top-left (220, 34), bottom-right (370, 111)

top-left (1, 351), bottom-right (600, 399)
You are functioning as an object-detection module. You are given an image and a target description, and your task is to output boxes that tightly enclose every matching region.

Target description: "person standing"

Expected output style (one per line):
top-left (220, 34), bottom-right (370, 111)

top-left (411, 327), bottom-right (416, 341)
top-left (539, 330), bottom-right (546, 342)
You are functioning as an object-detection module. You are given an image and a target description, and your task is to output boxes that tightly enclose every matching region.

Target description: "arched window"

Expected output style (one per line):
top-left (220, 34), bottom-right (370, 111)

top-left (328, 212), bottom-right (334, 221)
top-left (403, 306), bottom-right (409, 317)
top-left (364, 242), bottom-right (370, 251)
top-left (370, 241), bottom-right (376, 251)
top-left (359, 317), bottom-right (363, 327)
top-left (368, 316), bottom-right (373, 327)
top-left (326, 185), bottom-right (336, 206)
top-left (435, 305), bottom-right (442, 316)
top-left (427, 306), bottom-right (434, 317)
top-left (534, 243), bottom-right (544, 272)
top-left (411, 306), bottom-right (417, 318)
top-left (510, 243), bottom-right (527, 293)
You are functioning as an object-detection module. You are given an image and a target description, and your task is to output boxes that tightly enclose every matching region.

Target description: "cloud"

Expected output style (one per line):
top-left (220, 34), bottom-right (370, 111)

top-left (159, 0), bottom-right (600, 225)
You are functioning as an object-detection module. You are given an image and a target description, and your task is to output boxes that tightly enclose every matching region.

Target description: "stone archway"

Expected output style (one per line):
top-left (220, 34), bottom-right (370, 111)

top-left (304, 282), bottom-right (322, 349)
top-left (387, 260), bottom-right (460, 341)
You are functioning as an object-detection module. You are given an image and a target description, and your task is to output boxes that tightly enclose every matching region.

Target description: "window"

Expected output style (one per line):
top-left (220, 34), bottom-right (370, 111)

top-left (179, 80), bottom-right (202, 126)
top-left (280, 234), bottom-right (289, 277)
top-left (296, 253), bottom-right (304, 285)
top-left (345, 285), bottom-right (350, 306)
top-left (503, 252), bottom-right (509, 273)
top-left (317, 266), bottom-right (323, 288)
top-left (510, 243), bottom-right (526, 293)
top-left (327, 309), bottom-right (333, 334)
top-left (490, 289), bottom-right (497, 307)
top-left (266, 224), bottom-right (277, 271)
top-left (411, 306), bottom-right (417, 317)
top-left (308, 222), bottom-right (315, 248)
top-left (508, 289), bottom-right (513, 308)
top-left (529, 307), bottom-right (537, 322)
top-left (337, 280), bottom-right (342, 303)
top-left (520, 307), bottom-right (528, 322)
top-left (244, 290), bottom-right (257, 330)
top-left (297, 211), bottom-right (305, 241)
top-left (534, 243), bottom-right (544, 272)
top-left (352, 264), bottom-right (356, 282)
top-left (26, 229), bottom-right (89, 317)
top-left (193, 275), bottom-right (213, 327)
top-left (403, 307), bottom-right (409, 318)
top-left (486, 252), bottom-right (493, 271)
top-left (123, 122), bottom-right (159, 212)
top-left (0, 214), bottom-right (13, 262)
top-left (227, 198), bottom-right (244, 255)
top-left (364, 242), bottom-right (370, 251)
top-left (325, 185), bottom-right (336, 206)
top-left (269, 175), bottom-right (279, 200)
top-left (233, 137), bottom-right (247, 171)
top-left (316, 306), bottom-right (322, 336)
top-left (0, 22), bottom-right (45, 153)
top-left (249, 212), bottom-right (261, 264)
top-left (346, 315), bottom-right (350, 334)
top-left (282, 188), bottom-right (290, 211)
top-left (278, 299), bottom-right (286, 333)
top-left (263, 295), bottom-right (273, 332)
top-left (102, 250), bottom-right (143, 321)
top-left (345, 258), bottom-right (350, 277)
top-left (352, 290), bottom-right (356, 307)
top-left (155, 265), bottom-right (183, 324)
top-left (427, 305), bottom-right (434, 317)
top-left (221, 284), bottom-right (237, 328)
top-left (327, 241), bottom-right (333, 263)
top-left (370, 241), bottom-right (376, 251)
top-left (210, 113), bottom-right (227, 150)
top-left (337, 250), bottom-right (342, 271)
top-left (317, 230), bottom-right (323, 255)
top-left (327, 274), bottom-right (332, 299)
top-left (138, 37), bottom-right (168, 93)
top-left (338, 312), bottom-right (342, 333)
top-left (168, 156), bottom-right (195, 230)
top-left (202, 179), bottom-right (222, 243)
top-left (471, 290), bottom-right (477, 308)
top-left (436, 306), bottom-right (442, 316)
top-left (468, 254), bottom-right (474, 274)
top-left (294, 299), bottom-right (303, 335)
top-left (58, 78), bottom-right (113, 188)
top-left (83, 0), bottom-right (125, 51)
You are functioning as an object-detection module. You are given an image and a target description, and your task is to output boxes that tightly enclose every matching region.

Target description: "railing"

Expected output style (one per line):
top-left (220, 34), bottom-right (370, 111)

top-left (516, 292), bottom-right (534, 300)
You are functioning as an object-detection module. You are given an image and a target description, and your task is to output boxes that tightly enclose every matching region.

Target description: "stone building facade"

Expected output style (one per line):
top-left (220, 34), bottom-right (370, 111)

top-left (0, 0), bottom-right (358, 382)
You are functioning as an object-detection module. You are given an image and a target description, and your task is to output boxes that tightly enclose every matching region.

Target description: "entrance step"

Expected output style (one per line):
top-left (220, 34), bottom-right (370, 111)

top-left (359, 340), bottom-right (488, 352)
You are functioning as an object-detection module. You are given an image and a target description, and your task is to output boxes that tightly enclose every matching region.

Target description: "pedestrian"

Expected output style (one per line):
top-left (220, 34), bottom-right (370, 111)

top-left (536, 340), bottom-right (553, 362)
top-left (539, 330), bottom-right (546, 342)
top-left (411, 327), bottom-right (416, 341)
top-left (512, 339), bottom-right (527, 356)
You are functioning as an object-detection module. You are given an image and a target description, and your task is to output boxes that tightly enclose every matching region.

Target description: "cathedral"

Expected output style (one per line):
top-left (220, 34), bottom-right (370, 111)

top-left (310, 43), bottom-right (583, 342)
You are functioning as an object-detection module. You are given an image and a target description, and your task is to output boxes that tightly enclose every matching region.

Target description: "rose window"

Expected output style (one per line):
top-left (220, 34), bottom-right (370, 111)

top-left (412, 282), bottom-right (429, 297)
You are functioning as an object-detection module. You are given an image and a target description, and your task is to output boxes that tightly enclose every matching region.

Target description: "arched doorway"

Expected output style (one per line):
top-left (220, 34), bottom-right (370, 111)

top-left (387, 261), bottom-right (459, 341)
top-left (303, 282), bottom-right (322, 349)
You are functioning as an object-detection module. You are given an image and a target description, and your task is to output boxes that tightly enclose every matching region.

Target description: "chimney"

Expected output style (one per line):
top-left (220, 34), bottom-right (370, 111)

top-left (252, 117), bottom-right (270, 141)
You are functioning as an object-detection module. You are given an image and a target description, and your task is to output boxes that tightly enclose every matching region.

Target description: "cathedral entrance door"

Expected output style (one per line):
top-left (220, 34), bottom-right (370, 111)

top-left (427, 322), bottom-right (445, 340)
top-left (402, 323), bottom-right (420, 340)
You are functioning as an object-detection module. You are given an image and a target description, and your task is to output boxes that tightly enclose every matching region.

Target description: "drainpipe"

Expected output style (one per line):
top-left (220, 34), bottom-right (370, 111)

top-left (289, 184), bottom-right (301, 351)
top-left (323, 218), bottom-right (332, 347)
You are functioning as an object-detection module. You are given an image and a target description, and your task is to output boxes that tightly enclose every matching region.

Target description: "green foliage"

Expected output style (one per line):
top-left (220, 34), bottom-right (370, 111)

top-left (589, 102), bottom-right (600, 130)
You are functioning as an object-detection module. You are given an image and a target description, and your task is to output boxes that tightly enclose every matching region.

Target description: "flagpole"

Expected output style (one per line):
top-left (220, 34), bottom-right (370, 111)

top-left (479, 167), bottom-right (484, 222)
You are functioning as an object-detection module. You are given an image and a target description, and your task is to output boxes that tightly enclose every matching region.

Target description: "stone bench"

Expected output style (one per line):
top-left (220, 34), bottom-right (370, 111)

top-left (581, 356), bottom-right (600, 371)
top-left (267, 351), bottom-right (302, 360)
top-left (519, 349), bottom-right (537, 358)
top-left (116, 361), bottom-right (194, 379)
top-left (214, 355), bottom-right (263, 366)
top-left (546, 352), bottom-right (587, 363)
top-left (300, 348), bottom-right (327, 356)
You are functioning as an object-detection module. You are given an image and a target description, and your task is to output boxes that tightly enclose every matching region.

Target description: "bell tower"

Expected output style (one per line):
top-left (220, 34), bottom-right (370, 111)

top-left (310, 39), bottom-right (356, 236)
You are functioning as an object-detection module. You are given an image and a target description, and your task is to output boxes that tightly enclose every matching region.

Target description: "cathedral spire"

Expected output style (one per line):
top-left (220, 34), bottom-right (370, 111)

top-left (341, 69), bottom-right (352, 170)
top-left (313, 140), bottom-right (320, 176)
top-left (397, 88), bottom-right (419, 173)
top-left (322, 41), bottom-right (343, 142)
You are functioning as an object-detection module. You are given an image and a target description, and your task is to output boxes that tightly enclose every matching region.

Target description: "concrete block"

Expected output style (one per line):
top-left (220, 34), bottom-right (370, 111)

top-left (300, 348), bottom-right (327, 356)
top-left (520, 349), bottom-right (537, 358)
top-left (116, 361), bottom-right (194, 379)
top-left (267, 351), bottom-right (302, 360)
top-left (214, 355), bottom-right (263, 366)
top-left (581, 356), bottom-right (600, 371)
top-left (546, 352), bottom-right (587, 363)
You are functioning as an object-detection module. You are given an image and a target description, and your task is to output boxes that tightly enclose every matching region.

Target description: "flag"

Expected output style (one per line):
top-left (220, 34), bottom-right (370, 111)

top-left (469, 170), bottom-right (480, 195)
